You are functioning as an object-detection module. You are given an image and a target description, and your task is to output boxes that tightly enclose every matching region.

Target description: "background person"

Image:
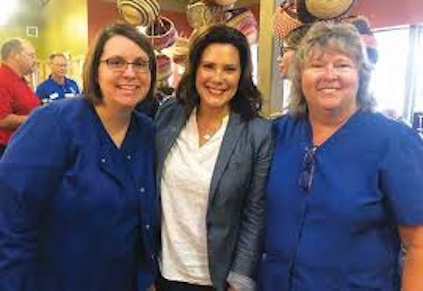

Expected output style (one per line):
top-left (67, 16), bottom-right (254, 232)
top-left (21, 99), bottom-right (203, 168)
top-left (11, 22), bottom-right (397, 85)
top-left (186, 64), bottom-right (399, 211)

top-left (36, 52), bottom-right (80, 103)
top-left (0, 23), bottom-right (158, 291)
top-left (155, 24), bottom-right (273, 291)
top-left (260, 22), bottom-right (423, 290)
top-left (0, 38), bottom-right (40, 157)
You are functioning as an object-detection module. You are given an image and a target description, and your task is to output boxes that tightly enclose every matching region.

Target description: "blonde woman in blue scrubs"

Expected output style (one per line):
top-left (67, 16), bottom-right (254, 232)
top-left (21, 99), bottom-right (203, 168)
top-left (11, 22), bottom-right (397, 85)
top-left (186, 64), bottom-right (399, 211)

top-left (260, 22), bottom-right (423, 291)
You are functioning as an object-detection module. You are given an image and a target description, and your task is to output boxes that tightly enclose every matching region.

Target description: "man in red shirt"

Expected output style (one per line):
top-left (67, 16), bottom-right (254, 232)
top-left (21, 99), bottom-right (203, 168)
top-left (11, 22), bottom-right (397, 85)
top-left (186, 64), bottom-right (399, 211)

top-left (0, 38), bottom-right (40, 157)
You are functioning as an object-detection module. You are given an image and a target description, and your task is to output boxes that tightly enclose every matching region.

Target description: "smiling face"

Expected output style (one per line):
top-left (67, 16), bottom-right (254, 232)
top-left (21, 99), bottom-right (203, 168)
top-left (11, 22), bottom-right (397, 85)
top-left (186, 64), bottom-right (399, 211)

top-left (195, 43), bottom-right (241, 114)
top-left (301, 46), bottom-right (359, 118)
top-left (97, 35), bottom-right (151, 111)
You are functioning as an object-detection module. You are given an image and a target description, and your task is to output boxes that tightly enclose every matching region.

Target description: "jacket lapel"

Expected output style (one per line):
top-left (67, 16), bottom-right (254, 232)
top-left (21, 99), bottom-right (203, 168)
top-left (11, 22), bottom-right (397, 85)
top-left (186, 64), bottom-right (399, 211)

top-left (156, 107), bottom-right (188, 188)
top-left (209, 112), bottom-right (244, 204)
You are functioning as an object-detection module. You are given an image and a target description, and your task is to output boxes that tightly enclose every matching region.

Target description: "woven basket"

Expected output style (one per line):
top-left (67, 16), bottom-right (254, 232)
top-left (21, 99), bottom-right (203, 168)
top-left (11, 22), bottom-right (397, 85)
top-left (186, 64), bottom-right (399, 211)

top-left (305, 0), bottom-right (355, 20)
top-left (186, 1), bottom-right (226, 29)
top-left (226, 7), bottom-right (258, 44)
top-left (145, 16), bottom-right (177, 51)
top-left (117, 0), bottom-right (160, 26)
top-left (272, 4), bottom-right (303, 41)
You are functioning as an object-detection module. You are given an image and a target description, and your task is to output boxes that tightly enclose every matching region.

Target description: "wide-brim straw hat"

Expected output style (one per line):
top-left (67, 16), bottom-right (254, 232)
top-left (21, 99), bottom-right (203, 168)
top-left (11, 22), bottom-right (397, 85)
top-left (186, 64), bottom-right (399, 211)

top-left (272, 3), bottom-right (303, 42)
top-left (186, 1), bottom-right (226, 29)
top-left (226, 7), bottom-right (258, 44)
top-left (341, 15), bottom-right (378, 64)
top-left (117, 0), bottom-right (160, 26)
top-left (145, 15), bottom-right (177, 51)
top-left (304, 0), bottom-right (355, 20)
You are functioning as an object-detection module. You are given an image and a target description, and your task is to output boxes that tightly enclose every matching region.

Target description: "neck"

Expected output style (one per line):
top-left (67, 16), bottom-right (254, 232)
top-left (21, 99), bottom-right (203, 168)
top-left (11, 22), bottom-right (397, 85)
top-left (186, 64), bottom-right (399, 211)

top-left (95, 103), bottom-right (131, 147)
top-left (197, 103), bottom-right (230, 124)
top-left (51, 75), bottom-right (65, 85)
top-left (3, 60), bottom-right (24, 78)
top-left (308, 107), bottom-right (357, 146)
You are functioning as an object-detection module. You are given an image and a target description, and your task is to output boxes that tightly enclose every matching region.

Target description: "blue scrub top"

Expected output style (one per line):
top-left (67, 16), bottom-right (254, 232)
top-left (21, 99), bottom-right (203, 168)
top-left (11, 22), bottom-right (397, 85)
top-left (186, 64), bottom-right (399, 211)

top-left (36, 76), bottom-right (80, 102)
top-left (0, 97), bottom-right (158, 291)
top-left (260, 111), bottom-right (423, 291)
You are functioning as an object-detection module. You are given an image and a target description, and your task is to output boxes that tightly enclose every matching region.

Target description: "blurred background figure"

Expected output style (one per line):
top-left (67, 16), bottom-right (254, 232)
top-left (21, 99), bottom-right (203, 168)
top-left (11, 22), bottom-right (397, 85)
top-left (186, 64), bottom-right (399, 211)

top-left (36, 52), bottom-right (80, 104)
top-left (0, 23), bottom-right (158, 291)
top-left (0, 37), bottom-right (40, 158)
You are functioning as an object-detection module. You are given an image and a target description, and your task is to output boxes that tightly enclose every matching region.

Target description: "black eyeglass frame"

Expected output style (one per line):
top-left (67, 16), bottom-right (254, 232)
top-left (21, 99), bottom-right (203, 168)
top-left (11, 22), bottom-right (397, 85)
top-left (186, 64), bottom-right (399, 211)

top-left (299, 146), bottom-right (318, 192)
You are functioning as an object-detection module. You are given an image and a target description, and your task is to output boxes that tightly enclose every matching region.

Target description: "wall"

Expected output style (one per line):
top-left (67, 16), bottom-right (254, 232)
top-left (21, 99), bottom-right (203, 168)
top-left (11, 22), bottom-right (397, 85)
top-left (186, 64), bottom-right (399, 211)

top-left (352, 0), bottom-right (423, 28)
top-left (41, 0), bottom-right (88, 59)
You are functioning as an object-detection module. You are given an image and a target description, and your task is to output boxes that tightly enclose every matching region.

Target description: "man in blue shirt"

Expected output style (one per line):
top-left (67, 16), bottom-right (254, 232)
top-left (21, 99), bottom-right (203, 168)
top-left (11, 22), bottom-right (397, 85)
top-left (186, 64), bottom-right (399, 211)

top-left (36, 52), bottom-right (80, 104)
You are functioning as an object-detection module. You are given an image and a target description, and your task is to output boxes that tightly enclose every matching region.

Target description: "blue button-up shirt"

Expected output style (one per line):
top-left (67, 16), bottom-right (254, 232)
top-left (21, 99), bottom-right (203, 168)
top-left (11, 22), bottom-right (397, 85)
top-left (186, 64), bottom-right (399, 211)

top-left (0, 97), bottom-right (158, 291)
top-left (260, 111), bottom-right (423, 291)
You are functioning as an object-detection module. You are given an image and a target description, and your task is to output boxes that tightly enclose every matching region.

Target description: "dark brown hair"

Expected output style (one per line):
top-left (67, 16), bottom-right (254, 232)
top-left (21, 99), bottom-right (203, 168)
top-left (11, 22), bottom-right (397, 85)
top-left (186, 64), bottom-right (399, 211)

top-left (83, 22), bottom-right (156, 105)
top-left (176, 24), bottom-right (262, 121)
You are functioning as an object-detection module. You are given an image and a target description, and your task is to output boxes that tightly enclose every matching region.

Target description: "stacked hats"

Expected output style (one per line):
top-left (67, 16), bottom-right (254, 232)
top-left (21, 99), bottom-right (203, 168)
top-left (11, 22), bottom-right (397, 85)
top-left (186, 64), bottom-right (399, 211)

top-left (226, 7), bottom-right (258, 44)
top-left (116, 0), bottom-right (160, 26)
top-left (342, 15), bottom-right (378, 64)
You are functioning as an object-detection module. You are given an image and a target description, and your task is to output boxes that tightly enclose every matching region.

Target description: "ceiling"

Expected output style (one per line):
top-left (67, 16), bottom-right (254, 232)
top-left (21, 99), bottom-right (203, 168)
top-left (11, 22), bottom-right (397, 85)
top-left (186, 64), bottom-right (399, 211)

top-left (101, 0), bottom-right (259, 12)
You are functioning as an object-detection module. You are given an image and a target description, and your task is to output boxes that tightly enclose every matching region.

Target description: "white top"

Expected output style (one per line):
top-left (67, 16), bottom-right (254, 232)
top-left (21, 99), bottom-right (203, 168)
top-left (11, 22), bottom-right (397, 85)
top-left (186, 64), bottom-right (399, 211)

top-left (160, 109), bottom-right (229, 285)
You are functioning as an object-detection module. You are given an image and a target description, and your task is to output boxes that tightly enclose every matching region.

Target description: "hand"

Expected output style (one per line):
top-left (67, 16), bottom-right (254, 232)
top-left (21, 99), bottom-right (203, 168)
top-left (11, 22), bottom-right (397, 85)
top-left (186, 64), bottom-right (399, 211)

top-left (227, 285), bottom-right (238, 291)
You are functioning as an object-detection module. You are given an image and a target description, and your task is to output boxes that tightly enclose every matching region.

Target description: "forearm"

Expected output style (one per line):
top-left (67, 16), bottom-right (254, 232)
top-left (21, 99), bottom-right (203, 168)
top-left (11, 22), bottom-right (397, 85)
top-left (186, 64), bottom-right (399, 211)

top-left (0, 114), bottom-right (27, 130)
top-left (401, 247), bottom-right (423, 290)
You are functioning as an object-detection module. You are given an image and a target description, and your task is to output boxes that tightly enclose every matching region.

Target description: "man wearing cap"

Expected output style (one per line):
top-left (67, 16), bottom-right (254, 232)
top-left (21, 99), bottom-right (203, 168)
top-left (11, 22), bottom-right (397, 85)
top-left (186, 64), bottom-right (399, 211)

top-left (36, 52), bottom-right (80, 104)
top-left (0, 38), bottom-right (40, 157)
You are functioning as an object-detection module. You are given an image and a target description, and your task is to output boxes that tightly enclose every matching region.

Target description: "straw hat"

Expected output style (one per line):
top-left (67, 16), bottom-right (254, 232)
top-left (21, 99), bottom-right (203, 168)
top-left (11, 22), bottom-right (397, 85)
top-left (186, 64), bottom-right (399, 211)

top-left (272, 3), bottom-right (303, 42)
top-left (305, 0), bottom-right (355, 20)
top-left (145, 16), bottom-right (177, 51)
top-left (226, 7), bottom-right (258, 44)
top-left (342, 15), bottom-right (378, 64)
top-left (117, 0), bottom-right (160, 26)
top-left (186, 1), bottom-right (226, 29)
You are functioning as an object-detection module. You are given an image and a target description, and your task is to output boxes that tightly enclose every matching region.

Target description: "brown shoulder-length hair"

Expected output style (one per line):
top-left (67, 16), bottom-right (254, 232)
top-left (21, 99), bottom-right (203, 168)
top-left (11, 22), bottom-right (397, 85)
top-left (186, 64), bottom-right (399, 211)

top-left (83, 22), bottom-right (156, 105)
top-left (176, 24), bottom-right (262, 121)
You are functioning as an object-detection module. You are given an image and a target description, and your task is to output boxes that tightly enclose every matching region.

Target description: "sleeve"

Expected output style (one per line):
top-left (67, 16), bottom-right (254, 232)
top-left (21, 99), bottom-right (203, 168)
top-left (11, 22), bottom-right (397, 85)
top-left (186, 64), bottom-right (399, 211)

top-left (35, 84), bottom-right (46, 101)
top-left (0, 87), bottom-right (13, 119)
top-left (228, 119), bottom-right (274, 290)
top-left (0, 105), bottom-right (71, 290)
top-left (380, 126), bottom-right (423, 225)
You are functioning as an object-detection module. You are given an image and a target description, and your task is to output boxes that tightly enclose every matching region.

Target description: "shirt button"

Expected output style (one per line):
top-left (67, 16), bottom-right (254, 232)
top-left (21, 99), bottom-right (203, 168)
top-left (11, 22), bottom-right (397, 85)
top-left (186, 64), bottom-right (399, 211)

top-left (145, 224), bottom-right (150, 230)
top-left (100, 158), bottom-right (106, 163)
top-left (139, 187), bottom-right (145, 193)
top-left (126, 155), bottom-right (131, 160)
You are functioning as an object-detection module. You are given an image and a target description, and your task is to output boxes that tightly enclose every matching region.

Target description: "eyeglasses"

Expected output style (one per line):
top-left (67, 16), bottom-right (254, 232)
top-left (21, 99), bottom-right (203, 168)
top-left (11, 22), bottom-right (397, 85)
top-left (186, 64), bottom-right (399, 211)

top-left (299, 146), bottom-right (318, 192)
top-left (280, 46), bottom-right (296, 57)
top-left (100, 57), bottom-right (150, 73)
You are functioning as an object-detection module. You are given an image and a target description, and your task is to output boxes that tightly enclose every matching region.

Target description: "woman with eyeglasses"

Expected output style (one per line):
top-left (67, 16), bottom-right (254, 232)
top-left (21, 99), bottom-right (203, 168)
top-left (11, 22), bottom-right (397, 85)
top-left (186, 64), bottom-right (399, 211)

top-left (0, 23), bottom-right (158, 291)
top-left (155, 24), bottom-right (273, 291)
top-left (260, 22), bottom-right (423, 290)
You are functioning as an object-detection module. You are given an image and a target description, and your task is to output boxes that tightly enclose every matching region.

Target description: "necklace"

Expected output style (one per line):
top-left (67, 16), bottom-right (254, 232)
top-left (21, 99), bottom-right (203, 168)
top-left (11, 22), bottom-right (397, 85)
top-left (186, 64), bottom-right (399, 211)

top-left (198, 122), bottom-right (220, 140)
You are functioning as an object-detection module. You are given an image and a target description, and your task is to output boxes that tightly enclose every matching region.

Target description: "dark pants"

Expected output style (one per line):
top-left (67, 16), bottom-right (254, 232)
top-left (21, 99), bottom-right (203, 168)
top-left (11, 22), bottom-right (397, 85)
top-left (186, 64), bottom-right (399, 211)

top-left (156, 274), bottom-right (215, 291)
